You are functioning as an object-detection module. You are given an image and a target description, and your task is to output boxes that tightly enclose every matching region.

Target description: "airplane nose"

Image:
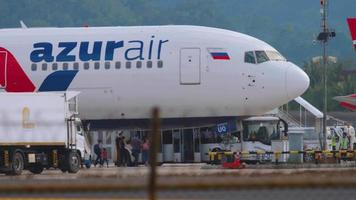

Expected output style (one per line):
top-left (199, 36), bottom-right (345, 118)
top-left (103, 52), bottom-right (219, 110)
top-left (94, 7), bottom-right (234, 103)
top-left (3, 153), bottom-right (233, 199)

top-left (286, 64), bottom-right (310, 99)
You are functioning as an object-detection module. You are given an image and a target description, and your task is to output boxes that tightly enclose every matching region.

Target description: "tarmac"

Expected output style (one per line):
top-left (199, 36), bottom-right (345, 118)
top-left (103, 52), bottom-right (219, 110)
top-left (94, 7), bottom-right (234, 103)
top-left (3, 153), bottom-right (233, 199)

top-left (1, 163), bottom-right (356, 199)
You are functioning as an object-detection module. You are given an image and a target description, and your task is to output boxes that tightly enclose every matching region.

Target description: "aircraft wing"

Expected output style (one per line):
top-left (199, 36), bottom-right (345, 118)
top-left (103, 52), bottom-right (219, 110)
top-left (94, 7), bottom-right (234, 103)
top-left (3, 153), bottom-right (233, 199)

top-left (333, 95), bottom-right (356, 105)
top-left (333, 94), bottom-right (356, 111)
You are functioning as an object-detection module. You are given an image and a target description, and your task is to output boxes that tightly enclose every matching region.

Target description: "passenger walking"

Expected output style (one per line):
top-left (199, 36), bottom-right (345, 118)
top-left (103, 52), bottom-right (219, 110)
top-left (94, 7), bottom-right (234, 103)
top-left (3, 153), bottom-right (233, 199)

top-left (115, 134), bottom-right (121, 166)
top-left (131, 135), bottom-right (142, 166)
top-left (142, 138), bottom-right (150, 166)
top-left (94, 140), bottom-right (103, 167)
top-left (115, 132), bottom-right (124, 166)
top-left (101, 148), bottom-right (109, 168)
top-left (119, 134), bottom-right (127, 166)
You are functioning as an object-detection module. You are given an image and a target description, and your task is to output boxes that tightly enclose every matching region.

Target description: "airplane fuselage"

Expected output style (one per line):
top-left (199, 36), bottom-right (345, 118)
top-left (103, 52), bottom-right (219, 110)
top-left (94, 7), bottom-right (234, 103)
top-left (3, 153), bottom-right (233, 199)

top-left (0, 25), bottom-right (309, 120)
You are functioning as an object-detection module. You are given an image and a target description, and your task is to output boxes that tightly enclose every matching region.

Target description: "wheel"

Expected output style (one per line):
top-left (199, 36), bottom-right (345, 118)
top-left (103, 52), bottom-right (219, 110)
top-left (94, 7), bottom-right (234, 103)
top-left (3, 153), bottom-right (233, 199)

top-left (9, 151), bottom-right (24, 175)
top-left (67, 151), bottom-right (80, 173)
top-left (59, 153), bottom-right (68, 173)
top-left (60, 167), bottom-right (67, 173)
top-left (29, 165), bottom-right (44, 174)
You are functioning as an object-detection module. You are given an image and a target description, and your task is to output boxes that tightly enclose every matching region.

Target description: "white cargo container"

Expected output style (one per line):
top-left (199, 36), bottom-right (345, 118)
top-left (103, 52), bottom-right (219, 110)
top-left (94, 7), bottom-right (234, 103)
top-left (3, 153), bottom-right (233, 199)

top-left (0, 92), bottom-right (90, 175)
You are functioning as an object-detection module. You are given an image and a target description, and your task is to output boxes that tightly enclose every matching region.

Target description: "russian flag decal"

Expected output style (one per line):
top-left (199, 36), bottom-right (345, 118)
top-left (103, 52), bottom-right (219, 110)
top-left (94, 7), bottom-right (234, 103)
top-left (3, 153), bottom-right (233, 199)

top-left (210, 52), bottom-right (230, 60)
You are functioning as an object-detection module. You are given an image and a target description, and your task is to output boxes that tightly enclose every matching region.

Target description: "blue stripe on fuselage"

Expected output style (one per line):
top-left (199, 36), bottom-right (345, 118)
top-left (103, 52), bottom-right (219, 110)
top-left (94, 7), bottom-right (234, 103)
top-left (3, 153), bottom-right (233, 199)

top-left (38, 70), bottom-right (78, 92)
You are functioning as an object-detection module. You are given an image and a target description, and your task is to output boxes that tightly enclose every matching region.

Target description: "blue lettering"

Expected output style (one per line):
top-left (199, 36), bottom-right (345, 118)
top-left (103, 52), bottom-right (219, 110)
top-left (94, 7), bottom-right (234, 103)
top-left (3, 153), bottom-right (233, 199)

top-left (148, 36), bottom-right (155, 60)
top-left (30, 42), bottom-right (54, 62)
top-left (56, 42), bottom-right (77, 62)
top-left (105, 41), bottom-right (124, 60)
top-left (79, 41), bottom-right (102, 61)
top-left (125, 40), bottom-right (144, 61)
top-left (30, 39), bottom-right (169, 63)
top-left (157, 39), bottom-right (169, 60)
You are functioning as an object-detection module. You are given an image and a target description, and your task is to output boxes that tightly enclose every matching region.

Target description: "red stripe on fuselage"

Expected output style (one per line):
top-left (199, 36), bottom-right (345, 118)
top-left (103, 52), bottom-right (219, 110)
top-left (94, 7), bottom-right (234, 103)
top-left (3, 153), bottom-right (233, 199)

top-left (0, 47), bottom-right (35, 92)
top-left (213, 55), bottom-right (230, 60)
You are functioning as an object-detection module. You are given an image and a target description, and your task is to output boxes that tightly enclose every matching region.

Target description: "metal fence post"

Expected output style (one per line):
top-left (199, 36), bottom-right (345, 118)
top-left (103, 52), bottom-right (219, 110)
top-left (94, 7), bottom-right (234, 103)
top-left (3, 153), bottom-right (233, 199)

top-left (148, 107), bottom-right (160, 200)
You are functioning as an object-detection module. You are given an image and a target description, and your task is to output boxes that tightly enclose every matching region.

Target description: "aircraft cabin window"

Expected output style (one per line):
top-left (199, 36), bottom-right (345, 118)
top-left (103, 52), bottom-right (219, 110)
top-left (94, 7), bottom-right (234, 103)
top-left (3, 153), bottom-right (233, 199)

top-left (157, 60), bottom-right (163, 68)
top-left (42, 63), bottom-right (48, 71)
top-left (84, 62), bottom-right (90, 70)
top-left (63, 63), bottom-right (69, 70)
top-left (115, 61), bottom-right (121, 69)
top-left (73, 62), bottom-right (79, 70)
top-left (52, 63), bottom-right (58, 71)
top-left (31, 64), bottom-right (37, 71)
top-left (244, 51), bottom-right (256, 64)
top-left (105, 62), bottom-right (110, 69)
top-left (94, 62), bottom-right (100, 70)
top-left (126, 61), bottom-right (131, 69)
top-left (136, 61), bottom-right (142, 68)
top-left (255, 51), bottom-right (270, 64)
top-left (147, 61), bottom-right (152, 68)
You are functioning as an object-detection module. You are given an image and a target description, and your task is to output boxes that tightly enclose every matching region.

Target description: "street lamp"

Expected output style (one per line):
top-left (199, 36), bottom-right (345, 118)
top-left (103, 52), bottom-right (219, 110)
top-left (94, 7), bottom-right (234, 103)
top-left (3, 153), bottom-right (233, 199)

top-left (316, 0), bottom-right (335, 150)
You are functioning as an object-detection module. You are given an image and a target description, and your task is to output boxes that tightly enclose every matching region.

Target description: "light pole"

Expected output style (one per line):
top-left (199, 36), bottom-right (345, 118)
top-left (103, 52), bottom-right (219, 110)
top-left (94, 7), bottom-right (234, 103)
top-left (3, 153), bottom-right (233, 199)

top-left (316, 0), bottom-right (335, 150)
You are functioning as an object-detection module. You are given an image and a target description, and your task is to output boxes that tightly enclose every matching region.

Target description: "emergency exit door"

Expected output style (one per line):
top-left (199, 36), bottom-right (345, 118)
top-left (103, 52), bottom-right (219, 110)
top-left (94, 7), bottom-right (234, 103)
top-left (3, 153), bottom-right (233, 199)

top-left (180, 48), bottom-right (201, 85)
top-left (0, 51), bottom-right (7, 88)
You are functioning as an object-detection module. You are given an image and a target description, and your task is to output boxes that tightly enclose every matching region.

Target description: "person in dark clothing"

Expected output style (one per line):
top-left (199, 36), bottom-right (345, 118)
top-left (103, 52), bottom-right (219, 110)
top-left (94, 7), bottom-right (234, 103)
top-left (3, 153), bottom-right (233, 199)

top-left (115, 134), bottom-right (121, 166)
top-left (131, 135), bottom-right (142, 166)
top-left (94, 140), bottom-right (102, 167)
top-left (118, 133), bottom-right (127, 166)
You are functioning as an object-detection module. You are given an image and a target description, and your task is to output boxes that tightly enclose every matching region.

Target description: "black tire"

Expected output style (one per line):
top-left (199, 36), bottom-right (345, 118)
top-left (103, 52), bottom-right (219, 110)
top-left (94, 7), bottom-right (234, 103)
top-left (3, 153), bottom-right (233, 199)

top-left (29, 165), bottom-right (44, 174)
top-left (59, 153), bottom-right (68, 173)
top-left (67, 151), bottom-right (80, 173)
top-left (60, 167), bottom-right (68, 173)
top-left (9, 151), bottom-right (24, 175)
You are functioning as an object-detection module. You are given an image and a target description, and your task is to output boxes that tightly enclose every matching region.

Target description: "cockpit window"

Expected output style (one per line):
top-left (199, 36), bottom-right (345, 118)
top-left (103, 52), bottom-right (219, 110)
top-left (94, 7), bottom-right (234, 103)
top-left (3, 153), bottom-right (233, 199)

top-left (255, 51), bottom-right (270, 63)
top-left (244, 51), bottom-right (256, 64)
top-left (265, 51), bottom-right (286, 61)
top-left (245, 50), bottom-right (286, 64)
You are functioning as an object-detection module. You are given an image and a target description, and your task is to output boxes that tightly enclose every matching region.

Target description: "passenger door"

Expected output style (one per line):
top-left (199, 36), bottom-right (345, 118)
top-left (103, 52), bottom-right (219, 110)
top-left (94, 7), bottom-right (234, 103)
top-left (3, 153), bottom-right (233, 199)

top-left (180, 48), bottom-right (201, 85)
top-left (182, 129), bottom-right (194, 162)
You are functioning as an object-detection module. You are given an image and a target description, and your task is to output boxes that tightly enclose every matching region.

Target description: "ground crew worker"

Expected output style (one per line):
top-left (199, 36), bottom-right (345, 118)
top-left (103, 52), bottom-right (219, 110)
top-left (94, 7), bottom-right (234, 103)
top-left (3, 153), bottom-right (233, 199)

top-left (340, 132), bottom-right (349, 161)
top-left (346, 124), bottom-right (355, 150)
top-left (340, 132), bottom-right (349, 150)
top-left (331, 133), bottom-right (338, 160)
top-left (331, 133), bottom-right (337, 151)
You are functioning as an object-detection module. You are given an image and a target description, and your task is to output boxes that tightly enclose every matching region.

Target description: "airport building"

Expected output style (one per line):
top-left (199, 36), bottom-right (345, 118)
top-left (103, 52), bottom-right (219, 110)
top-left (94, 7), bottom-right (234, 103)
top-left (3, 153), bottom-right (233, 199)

top-left (89, 121), bottom-right (240, 163)
top-left (87, 97), bottom-right (349, 163)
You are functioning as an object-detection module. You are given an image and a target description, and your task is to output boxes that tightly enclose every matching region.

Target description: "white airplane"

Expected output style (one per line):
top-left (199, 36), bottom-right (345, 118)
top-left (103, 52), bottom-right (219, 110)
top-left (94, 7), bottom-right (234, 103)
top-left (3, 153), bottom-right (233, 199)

top-left (0, 25), bottom-right (309, 126)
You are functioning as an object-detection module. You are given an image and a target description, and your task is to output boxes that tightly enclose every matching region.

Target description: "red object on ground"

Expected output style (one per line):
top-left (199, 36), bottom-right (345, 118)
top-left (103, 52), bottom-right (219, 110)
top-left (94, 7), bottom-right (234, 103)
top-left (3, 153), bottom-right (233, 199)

top-left (222, 155), bottom-right (245, 169)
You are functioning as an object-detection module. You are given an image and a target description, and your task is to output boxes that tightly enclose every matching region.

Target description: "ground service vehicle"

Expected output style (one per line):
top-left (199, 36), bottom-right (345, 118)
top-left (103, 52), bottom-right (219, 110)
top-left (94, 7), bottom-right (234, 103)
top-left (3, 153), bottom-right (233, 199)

top-left (203, 116), bottom-right (288, 163)
top-left (0, 92), bottom-right (89, 175)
